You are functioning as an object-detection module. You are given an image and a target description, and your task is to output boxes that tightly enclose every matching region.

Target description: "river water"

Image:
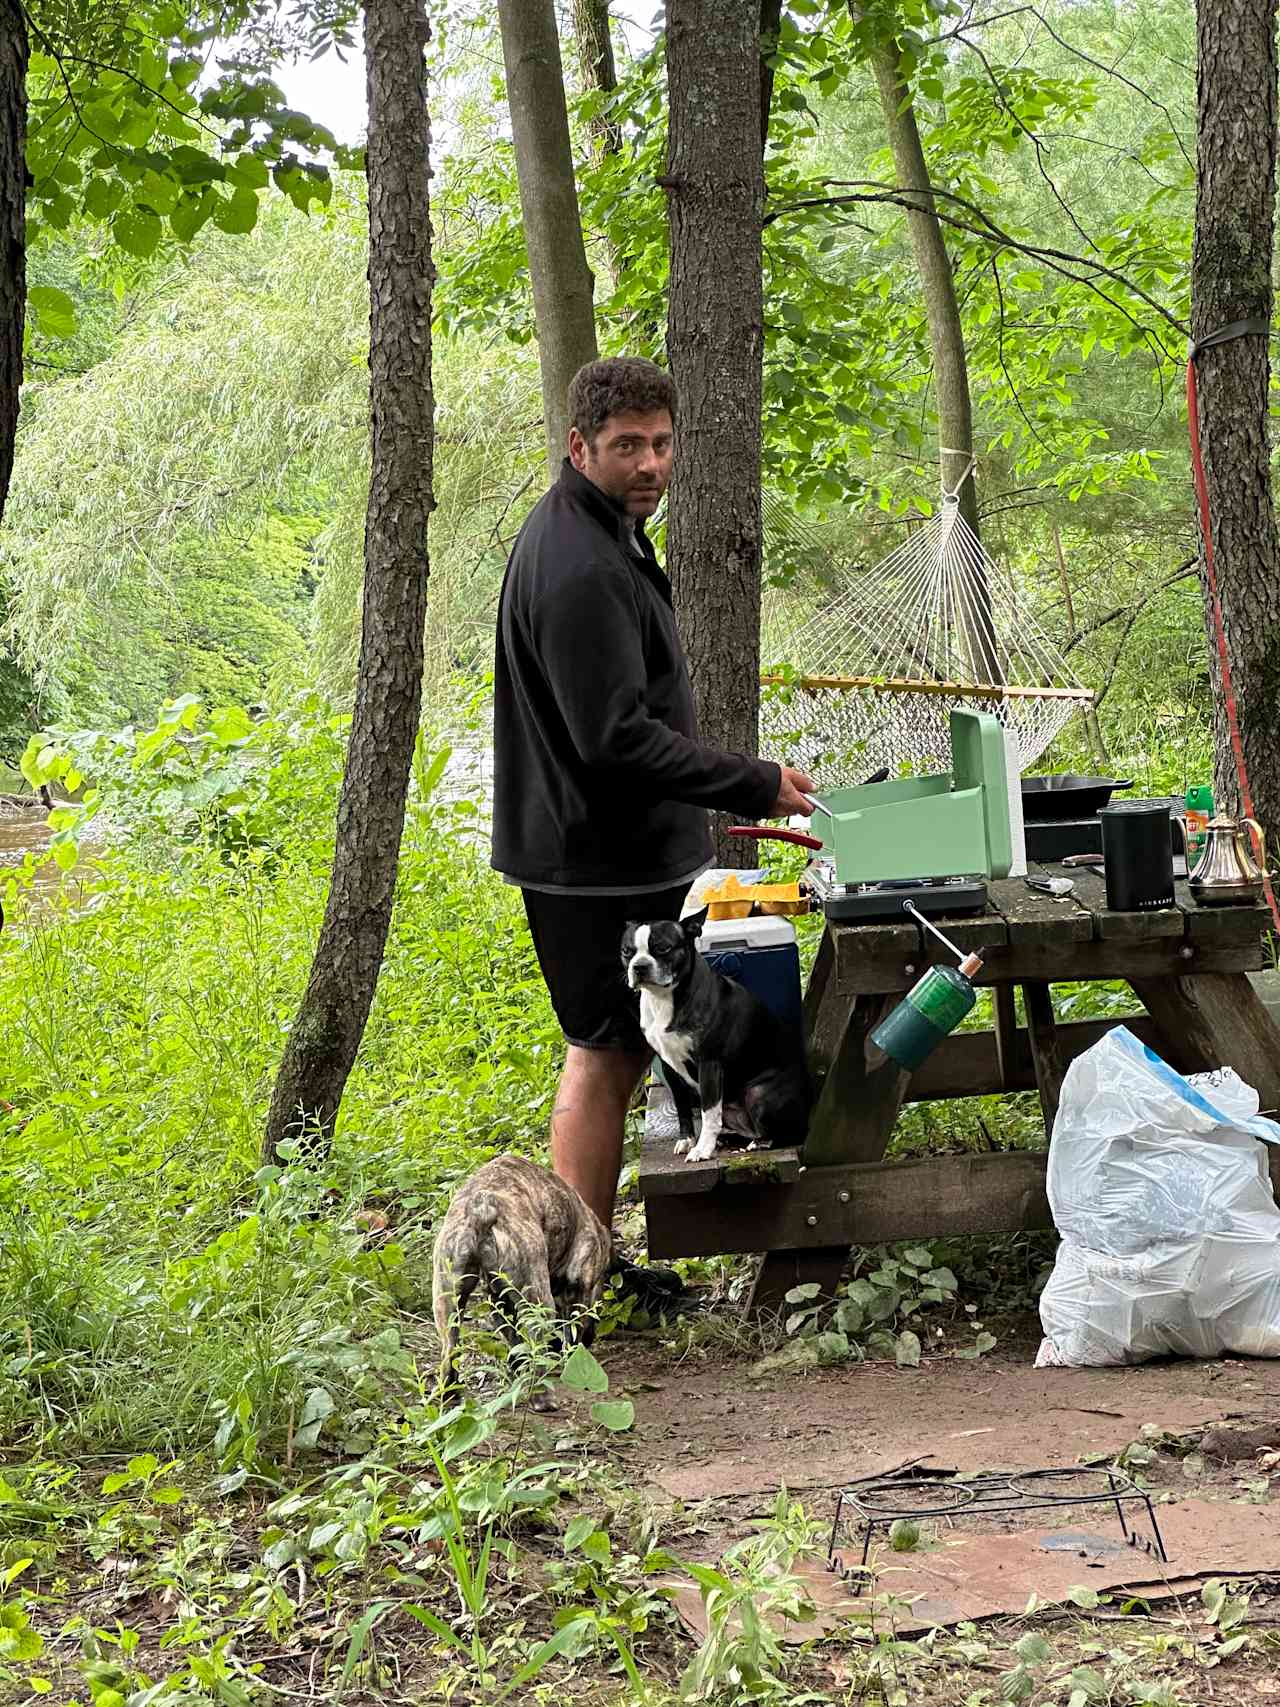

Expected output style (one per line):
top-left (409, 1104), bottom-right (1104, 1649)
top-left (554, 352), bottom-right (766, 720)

top-left (0, 735), bottom-right (494, 926)
top-left (0, 798), bottom-right (89, 909)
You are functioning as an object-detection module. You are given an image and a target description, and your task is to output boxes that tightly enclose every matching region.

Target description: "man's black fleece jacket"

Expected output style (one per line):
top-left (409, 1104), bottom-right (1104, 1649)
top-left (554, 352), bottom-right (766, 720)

top-left (491, 461), bottom-right (780, 890)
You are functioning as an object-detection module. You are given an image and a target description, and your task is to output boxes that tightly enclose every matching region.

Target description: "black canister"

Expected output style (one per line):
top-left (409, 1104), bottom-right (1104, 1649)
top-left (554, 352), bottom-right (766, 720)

top-left (1100, 800), bottom-right (1175, 911)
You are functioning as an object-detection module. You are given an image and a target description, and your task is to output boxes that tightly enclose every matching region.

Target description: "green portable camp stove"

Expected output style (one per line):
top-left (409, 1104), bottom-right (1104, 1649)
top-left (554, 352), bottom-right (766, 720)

top-left (744, 710), bottom-right (1014, 923)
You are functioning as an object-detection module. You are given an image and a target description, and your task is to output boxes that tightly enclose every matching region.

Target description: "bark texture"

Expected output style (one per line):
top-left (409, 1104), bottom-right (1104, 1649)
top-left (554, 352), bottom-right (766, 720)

top-left (497, 0), bottom-right (598, 473)
top-left (573, 0), bottom-right (620, 156)
top-left (869, 32), bottom-right (1001, 686)
top-left (1191, 0), bottom-right (1280, 845)
top-left (263, 0), bottom-right (434, 1166)
top-left (666, 0), bottom-right (765, 865)
top-left (0, 1), bottom-right (26, 528)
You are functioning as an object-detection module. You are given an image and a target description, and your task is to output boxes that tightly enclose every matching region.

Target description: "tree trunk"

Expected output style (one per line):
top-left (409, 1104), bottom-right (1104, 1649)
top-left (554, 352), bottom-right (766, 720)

top-left (0, 1), bottom-right (26, 528)
top-left (1190, 0), bottom-right (1280, 847)
top-left (867, 30), bottom-right (1001, 688)
top-left (497, 0), bottom-right (598, 475)
top-left (666, 0), bottom-right (765, 867)
top-left (759, 0), bottom-right (784, 152)
top-left (572, 0), bottom-right (620, 156)
top-left (1051, 524), bottom-right (1111, 770)
top-left (262, 0), bottom-right (434, 1167)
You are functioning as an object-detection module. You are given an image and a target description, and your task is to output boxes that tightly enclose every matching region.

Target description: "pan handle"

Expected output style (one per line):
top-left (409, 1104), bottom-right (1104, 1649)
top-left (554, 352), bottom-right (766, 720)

top-left (1111, 779), bottom-right (1134, 791)
top-left (727, 826), bottom-right (825, 851)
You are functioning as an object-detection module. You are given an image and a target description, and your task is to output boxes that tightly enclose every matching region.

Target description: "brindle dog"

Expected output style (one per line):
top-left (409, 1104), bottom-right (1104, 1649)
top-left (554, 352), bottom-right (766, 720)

top-left (432, 1154), bottom-right (612, 1399)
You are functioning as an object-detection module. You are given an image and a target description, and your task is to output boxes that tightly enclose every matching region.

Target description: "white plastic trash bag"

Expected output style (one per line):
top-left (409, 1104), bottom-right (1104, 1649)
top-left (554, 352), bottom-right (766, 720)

top-left (1036, 1025), bottom-right (1280, 1367)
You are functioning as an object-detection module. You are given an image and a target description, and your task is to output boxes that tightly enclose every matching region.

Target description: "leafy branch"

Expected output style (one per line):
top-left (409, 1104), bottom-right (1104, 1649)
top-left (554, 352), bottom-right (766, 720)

top-left (762, 175), bottom-right (1189, 350)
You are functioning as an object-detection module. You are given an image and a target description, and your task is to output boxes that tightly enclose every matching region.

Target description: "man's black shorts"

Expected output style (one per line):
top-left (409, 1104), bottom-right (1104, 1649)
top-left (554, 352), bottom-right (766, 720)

top-left (522, 883), bottom-right (693, 1052)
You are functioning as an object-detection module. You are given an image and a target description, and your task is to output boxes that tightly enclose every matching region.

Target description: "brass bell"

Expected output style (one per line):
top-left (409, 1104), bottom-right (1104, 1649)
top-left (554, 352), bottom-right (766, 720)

top-left (1188, 814), bottom-right (1267, 906)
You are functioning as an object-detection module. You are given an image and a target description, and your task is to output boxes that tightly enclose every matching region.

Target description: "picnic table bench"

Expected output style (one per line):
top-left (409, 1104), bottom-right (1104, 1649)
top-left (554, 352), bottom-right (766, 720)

top-left (638, 862), bottom-right (1280, 1314)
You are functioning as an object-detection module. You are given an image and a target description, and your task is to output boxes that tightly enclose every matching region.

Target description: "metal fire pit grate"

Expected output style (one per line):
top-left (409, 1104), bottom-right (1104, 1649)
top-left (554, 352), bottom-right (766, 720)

top-left (829, 1467), bottom-right (1169, 1593)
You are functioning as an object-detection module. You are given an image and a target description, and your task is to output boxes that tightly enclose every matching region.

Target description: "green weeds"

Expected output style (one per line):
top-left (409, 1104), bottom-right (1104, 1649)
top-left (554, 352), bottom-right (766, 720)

top-left (0, 702), bottom-right (1272, 1705)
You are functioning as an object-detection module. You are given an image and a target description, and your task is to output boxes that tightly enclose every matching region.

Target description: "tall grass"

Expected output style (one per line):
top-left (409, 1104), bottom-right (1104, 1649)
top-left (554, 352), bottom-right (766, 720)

top-left (0, 742), bottom-right (562, 1457)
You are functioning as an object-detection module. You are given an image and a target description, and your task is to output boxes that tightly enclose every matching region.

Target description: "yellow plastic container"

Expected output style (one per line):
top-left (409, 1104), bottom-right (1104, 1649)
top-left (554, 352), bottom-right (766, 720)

top-left (703, 876), bottom-right (804, 920)
top-left (755, 883), bottom-right (805, 916)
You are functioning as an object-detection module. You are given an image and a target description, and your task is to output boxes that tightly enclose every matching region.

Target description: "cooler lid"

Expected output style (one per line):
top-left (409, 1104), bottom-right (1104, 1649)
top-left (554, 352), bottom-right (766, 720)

top-left (698, 915), bottom-right (797, 950)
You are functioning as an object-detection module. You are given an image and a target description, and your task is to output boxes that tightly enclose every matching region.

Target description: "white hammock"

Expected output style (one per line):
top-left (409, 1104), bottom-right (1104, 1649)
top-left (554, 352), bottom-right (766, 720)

top-left (760, 487), bottom-right (1092, 784)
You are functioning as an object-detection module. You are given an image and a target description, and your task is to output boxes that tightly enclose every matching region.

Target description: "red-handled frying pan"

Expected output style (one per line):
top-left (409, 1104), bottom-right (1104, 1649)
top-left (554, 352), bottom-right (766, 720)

top-left (729, 790), bottom-right (832, 852)
top-left (726, 765), bottom-right (888, 856)
top-left (726, 825), bottom-right (825, 850)
top-left (726, 773), bottom-right (864, 854)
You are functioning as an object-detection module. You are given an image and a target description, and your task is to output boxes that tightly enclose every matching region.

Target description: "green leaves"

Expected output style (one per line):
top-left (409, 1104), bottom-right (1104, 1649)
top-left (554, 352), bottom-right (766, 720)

top-left (111, 206), bottom-right (163, 261)
top-left (1065, 1584), bottom-right (1101, 1609)
top-left (561, 1344), bottom-right (609, 1393)
top-left (294, 1386), bottom-right (335, 1450)
top-left (894, 1329), bottom-right (922, 1367)
top-left (27, 286), bottom-right (77, 339)
top-left (212, 185), bottom-right (261, 236)
top-left (563, 1513), bottom-right (597, 1551)
top-left (0, 1602), bottom-right (43, 1664)
top-left (590, 1398), bottom-right (635, 1432)
top-left (25, 13), bottom-right (349, 259)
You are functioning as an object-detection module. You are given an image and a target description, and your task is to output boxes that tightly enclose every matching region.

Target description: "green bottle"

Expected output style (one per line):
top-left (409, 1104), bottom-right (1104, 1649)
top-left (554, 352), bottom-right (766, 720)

top-left (1185, 784), bottom-right (1214, 863)
top-left (872, 956), bottom-right (982, 1072)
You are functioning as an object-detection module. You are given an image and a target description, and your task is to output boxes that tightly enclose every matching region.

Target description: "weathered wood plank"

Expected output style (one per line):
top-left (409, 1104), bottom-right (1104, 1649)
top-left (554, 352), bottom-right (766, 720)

top-left (644, 1151), bottom-right (1054, 1260)
top-left (1129, 972), bottom-right (1280, 1114)
top-left (915, 904), bottom-right (1009, 956)
top-left (1066, 866), bottom-right (1184, 941)
top-left (835, 934), bottom-right (1261, 996)
top-left (805, 929), bottom-right (843, 1071)
top-left (804, 988), bottom-right (909, 1166)
top-left (639, 1132), bottom-right (803, 1197)
top-left (830, 909), bottom-right (1007, 994)
top-left (989, 876), bottom-right (1093, 946)
top-left (1023, 980), bottom-right (1065, 1133)
top-left (992, 983), bottom-right (1019, 1090)
top-left (747, 1248), bottom-right (850, 1316)
top-left (905, 1011), bottom-right (1160, 1100)
top-left (803, 928), bottom-right (834, 1051)
top-left (1174, 879), bottom-right (1269, 945)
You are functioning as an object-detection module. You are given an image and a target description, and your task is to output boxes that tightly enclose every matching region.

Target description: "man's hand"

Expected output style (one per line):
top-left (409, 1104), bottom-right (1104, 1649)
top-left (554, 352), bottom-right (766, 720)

top-left (770, 766), bottom-right (819, 818)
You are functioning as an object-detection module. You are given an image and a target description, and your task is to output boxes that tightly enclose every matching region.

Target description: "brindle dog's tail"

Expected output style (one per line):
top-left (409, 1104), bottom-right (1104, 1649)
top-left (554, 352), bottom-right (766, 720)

top-left (468, 1190), bottom-right (500, 1245)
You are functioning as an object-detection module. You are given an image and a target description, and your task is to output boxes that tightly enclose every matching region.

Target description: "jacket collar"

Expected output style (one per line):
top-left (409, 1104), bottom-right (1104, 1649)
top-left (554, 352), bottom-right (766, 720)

top-left (556, 458), bottom-right (658, 564)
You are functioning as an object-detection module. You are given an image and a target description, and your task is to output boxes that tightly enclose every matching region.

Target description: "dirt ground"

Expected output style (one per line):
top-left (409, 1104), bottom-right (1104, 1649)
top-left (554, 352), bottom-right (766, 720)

top-left (606, 1319), bottom-right (1280, 1520)
top-left (594, 1319), bottom-right (1280, 1703)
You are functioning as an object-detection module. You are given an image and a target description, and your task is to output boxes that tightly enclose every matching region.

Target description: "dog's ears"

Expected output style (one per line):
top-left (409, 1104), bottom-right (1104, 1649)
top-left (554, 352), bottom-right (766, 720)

top-left (682, 905), bottom-right (708, 939)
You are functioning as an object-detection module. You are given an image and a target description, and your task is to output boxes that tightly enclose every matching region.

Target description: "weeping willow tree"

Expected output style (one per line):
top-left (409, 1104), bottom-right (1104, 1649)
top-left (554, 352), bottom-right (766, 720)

top-left (1, 185), bottom-right (542, 726)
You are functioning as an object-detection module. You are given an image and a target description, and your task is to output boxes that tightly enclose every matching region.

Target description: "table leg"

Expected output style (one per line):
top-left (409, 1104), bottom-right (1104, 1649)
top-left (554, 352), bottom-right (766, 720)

top-left (805, 990), bottom-right (910, 1167)
top-left (1131, 971), bottom-right (1280, 1196)
top-left (747, 1246), bottom-right (851, 1317)
top-left (993, 984), bottom-right (1018, 1091)
top-left (1131, 972), bottom-right (1280, 1102)
top-left (748, 986), bottom-right (910, 1317)
top-left (1023, 981), bottom-right (1065, 1135)
top-left (804, 929), bottom-right (838, 1072)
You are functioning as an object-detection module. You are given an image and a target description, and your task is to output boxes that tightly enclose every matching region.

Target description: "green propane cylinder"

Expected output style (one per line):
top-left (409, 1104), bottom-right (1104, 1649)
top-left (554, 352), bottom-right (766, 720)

top-left (871, 957), bottom-right (981, 1072)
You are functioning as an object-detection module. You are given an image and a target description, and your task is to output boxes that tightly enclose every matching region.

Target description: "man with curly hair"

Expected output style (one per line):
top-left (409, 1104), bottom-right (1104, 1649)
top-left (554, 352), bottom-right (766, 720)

top-left (493, 356), bottom-right (815, 1304)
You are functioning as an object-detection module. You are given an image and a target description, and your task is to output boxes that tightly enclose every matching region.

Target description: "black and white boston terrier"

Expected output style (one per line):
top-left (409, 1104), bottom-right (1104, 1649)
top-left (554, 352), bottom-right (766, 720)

top-left (621, 910), bottom-right (812, 1164)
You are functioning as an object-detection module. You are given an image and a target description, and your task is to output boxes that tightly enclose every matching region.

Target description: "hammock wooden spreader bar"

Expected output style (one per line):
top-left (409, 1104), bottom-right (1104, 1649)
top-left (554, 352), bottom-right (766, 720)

top-left (760, 673), bottom-right (1096, 704)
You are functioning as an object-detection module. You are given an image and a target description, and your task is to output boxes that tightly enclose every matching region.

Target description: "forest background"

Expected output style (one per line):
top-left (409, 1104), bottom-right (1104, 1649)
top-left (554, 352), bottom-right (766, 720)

top-left (0, 4), bottom-right (1267, 1704)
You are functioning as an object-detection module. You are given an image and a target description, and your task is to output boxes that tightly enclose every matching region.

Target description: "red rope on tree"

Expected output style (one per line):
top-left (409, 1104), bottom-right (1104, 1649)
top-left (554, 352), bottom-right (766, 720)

top-left (1185, 335), bottom-right (1280, 936)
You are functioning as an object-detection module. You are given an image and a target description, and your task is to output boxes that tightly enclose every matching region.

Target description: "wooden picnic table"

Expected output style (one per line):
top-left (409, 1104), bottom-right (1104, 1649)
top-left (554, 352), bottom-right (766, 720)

top-left (638, 862), bottom-right (1280, 1314)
